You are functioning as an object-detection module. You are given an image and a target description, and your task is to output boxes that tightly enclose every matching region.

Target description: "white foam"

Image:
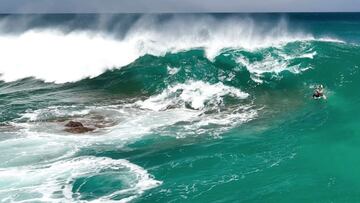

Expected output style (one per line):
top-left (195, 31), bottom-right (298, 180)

top-left (137, 80), bottom-right (248, 111)
top-left (0, 135), bottom-right (78, 168)
top-left (237, 55), bottom-right (290, 83)
top-left (0, 30), bottom-right (139, 83)
top-left (18, 105), bottom-right (91, 122)
top-left (299, 51), bottom-right (317, 59)
top-left (196, 105), bottom-right (257, 127)
top-left (9, 81), bottom-right (253, 140)
top-left (237, 45), bottom-right (317, 83)
top-left (101, 107), bottom-right (201, 141)
top-left (318, 36), bottom-right (345, 43)
top-left (12, 81), bottom-right (254, 140)
top-left (167, 66), bottom-right (180, 75)
top-left (14, 103), bottom-right (199, 142)
top-left (132, 81), bottom-right (257, 137)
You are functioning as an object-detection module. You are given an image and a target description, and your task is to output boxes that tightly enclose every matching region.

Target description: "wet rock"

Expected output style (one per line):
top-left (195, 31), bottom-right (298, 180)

top-left (65, 121), bottom-right (84, 128)
top-left (64, 121), bottom-right (94, 134)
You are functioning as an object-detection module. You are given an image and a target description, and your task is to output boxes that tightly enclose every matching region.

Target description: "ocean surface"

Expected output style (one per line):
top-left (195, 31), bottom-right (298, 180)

top-left (0, 13), bottom-right (360, 202)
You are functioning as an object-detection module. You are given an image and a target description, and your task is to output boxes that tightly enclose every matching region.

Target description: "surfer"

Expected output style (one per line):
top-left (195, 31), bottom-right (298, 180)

top-left (312, 85), bottom-right (326, 100)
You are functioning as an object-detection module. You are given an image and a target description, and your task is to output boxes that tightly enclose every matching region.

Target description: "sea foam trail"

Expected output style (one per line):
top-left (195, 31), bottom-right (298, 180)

top-left (0, 156), bottom-right (162, 202)
top-left (0, 15), bottom-right (335, 83)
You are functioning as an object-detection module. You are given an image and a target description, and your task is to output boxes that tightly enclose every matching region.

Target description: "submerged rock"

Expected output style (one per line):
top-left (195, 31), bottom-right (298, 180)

top-left (64, 121), bottom-right (94, 134)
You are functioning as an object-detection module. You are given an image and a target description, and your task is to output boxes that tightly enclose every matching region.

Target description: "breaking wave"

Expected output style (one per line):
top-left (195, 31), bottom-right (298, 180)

top-left (1, 13), bottom-right (360, 203)
top-left (0, 14), bottom-right (342, 83)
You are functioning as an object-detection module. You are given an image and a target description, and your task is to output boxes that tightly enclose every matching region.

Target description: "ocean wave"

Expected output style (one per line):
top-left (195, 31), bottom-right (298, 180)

top-left (0, 15), bottom-right (343, 84)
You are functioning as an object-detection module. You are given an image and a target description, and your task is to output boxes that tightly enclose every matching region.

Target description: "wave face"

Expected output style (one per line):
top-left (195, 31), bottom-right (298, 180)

top-left (1, 13), bottom-right (360, 202)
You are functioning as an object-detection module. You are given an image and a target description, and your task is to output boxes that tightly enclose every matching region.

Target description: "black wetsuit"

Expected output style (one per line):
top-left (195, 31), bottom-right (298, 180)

top-left (313, 90), bottom-right (323, 98)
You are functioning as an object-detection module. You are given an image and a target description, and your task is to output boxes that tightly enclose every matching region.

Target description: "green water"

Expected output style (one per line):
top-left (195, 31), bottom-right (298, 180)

top-left (1, 13), bottom-right (360, 202)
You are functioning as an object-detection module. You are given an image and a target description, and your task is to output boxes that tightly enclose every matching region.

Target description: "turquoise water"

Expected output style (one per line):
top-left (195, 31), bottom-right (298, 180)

top-left (1, 13), bottom-right (360, 202)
